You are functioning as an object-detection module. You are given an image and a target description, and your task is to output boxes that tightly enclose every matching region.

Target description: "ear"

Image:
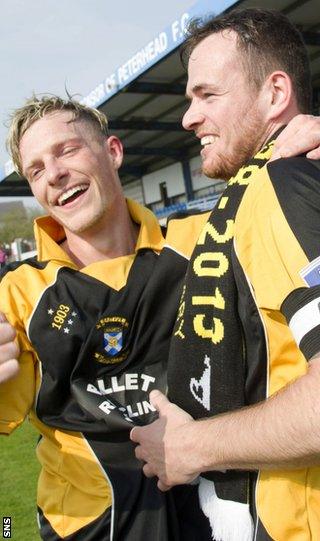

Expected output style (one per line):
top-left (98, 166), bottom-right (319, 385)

top-left (263, 71), bottom-right (294, 121)
top-left (105, 135), bottom-right (123, 170)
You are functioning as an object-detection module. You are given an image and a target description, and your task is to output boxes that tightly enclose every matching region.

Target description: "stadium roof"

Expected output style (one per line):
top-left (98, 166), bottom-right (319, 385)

top-left (1, 0), bottom-right (320, 196)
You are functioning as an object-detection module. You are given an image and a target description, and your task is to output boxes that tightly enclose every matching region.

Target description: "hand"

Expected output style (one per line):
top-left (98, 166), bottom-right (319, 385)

top-left (271, 114), bottom-right (320, 161)
top-left (0, 312), bottom-right (20, 383)
top-left (130, 389), bottom-right (199, 491)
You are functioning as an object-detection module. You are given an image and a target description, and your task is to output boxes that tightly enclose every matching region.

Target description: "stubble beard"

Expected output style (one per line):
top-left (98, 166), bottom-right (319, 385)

top-left (202, 106), bottom-right (265, 181)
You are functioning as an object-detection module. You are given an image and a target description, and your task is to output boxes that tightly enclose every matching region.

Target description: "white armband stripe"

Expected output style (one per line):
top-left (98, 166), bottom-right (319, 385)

top-left (289, 297), bottom-right (320, 345)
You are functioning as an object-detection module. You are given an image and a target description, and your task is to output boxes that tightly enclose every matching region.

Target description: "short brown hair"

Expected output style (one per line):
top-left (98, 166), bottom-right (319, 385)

top-left (7, 95), bottom-right (109, 176)
top-left (181, 8), bottom-right (312, 113)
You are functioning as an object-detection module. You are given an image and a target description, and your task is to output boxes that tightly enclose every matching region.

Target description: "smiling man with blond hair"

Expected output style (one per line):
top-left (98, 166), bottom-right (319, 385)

top-left (0, 95), bottom-right (213, 540)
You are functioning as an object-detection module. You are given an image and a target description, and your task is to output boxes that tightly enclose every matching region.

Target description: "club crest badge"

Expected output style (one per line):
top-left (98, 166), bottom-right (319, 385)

top-left (104, 330), bottom-right (123, 356)
top-left (95, 316), bottom-right (129, 364)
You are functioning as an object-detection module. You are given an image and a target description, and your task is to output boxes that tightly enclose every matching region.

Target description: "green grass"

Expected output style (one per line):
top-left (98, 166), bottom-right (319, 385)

top-left (0, 420), bottom-right (41, 540)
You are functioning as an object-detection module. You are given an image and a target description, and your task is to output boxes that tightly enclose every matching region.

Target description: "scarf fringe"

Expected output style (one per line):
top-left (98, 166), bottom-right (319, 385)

top-left (198, 477), bottom-right (254, 541)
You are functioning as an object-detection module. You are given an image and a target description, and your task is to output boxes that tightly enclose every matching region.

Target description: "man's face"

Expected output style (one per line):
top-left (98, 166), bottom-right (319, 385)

top-left (183, 31), bottom-right (268, 179)
top-left (20, 111), bottom-right (123, 235)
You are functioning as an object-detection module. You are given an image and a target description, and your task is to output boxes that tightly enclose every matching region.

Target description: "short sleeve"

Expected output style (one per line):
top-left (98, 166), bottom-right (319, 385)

top-left (0, 274), bottom-right (36, 434)
top-left (235, 157), bottom-right (320, 360)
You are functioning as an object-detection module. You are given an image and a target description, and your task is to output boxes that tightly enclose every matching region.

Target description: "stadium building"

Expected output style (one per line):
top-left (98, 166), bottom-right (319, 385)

top-left (1, 0), bottom-right (319, 222)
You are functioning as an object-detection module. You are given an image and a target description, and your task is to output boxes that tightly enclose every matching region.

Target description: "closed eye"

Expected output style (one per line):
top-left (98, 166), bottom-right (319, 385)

top-left (202, 92), bottom-right (217, 99)
top-left (62, 146), bottom-right (78, 156)
top-left (30, 168), bottom-right (44, 181)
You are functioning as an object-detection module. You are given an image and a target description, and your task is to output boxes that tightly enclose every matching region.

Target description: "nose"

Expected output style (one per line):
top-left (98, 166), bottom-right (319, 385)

top-left (45, 158), bottom-right (68, 185)
top-left (182, 101), bottom-right (205, 131)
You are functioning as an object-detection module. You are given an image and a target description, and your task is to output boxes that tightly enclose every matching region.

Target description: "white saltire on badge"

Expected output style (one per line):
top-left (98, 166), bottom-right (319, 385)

top-left (104, 331), bottom-right (123, 355)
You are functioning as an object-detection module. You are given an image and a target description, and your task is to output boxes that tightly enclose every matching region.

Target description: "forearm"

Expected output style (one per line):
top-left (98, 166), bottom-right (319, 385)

top-left (185, 356), bottom-right (320, 474)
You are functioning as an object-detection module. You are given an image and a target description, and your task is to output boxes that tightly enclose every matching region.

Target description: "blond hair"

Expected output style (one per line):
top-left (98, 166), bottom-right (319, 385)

top-left (7, 95), bottom-right (109, 176)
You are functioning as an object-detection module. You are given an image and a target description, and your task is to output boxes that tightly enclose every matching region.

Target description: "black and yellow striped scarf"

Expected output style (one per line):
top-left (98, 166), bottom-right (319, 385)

top-left (168, 139), bottom-right (275, 541)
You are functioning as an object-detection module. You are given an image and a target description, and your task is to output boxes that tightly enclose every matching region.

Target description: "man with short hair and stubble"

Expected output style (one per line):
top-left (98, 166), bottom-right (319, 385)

top-left (132, 9), bottom-right (320, 541)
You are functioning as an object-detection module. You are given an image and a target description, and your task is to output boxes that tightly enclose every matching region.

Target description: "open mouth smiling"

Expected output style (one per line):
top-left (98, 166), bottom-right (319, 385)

top-left (57, 184), bottom-right (89, 206)
top-left (201, 135), bottom-right (217, 147)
